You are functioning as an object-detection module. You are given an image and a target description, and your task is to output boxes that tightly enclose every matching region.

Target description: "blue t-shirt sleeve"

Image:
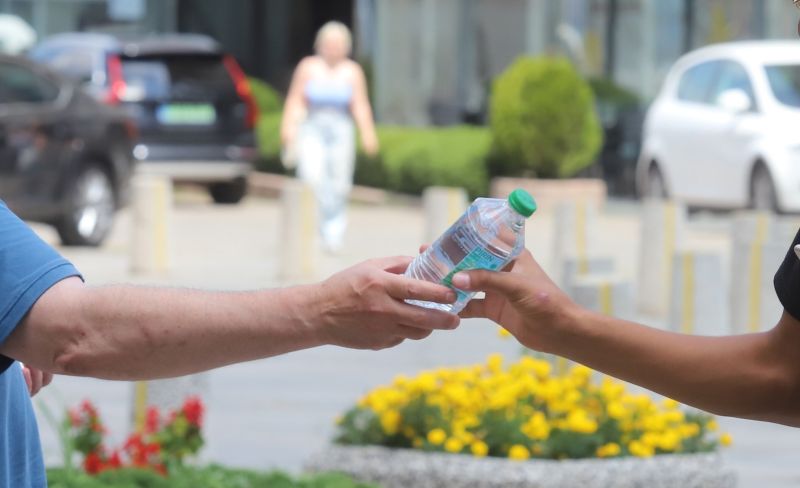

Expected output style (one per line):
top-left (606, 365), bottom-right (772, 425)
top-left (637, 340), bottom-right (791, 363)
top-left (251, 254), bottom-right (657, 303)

top-left (0, 201), bottom-right (81, 373)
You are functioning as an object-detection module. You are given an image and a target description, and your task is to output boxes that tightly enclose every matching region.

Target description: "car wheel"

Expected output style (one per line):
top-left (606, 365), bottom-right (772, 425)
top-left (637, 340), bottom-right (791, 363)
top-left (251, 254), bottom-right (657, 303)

top-left (644, 164), bottom-right (668, 199)
top-left (209, 177), bottom-right (247, 204)
top-left (56, 164), bottom-right (116, 247)
top-left (750, 165), bottom-right (778, 213)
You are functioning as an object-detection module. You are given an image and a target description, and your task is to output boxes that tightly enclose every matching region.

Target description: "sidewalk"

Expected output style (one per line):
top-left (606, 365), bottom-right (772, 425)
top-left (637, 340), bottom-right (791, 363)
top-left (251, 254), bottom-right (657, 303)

top-left (29, 192), bottom-right (799, 487)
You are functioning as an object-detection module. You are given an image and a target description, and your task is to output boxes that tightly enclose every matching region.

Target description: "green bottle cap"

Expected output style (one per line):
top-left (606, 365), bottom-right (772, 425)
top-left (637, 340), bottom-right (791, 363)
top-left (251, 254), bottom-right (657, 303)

top-left (508, 189), bottom-right (537, 217)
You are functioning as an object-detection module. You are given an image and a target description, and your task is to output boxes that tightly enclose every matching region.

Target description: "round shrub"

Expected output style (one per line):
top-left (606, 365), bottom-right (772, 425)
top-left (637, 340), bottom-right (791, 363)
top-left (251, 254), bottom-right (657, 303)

top-left (248, 77), bottom-right (283, 115)
top-left (490, 57), bottom-right (602, 179)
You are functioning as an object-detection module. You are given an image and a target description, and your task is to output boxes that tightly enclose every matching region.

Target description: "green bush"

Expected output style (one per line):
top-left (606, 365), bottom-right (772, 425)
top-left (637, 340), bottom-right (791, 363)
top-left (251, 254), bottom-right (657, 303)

top-left (254, 113), bottom-right (491, 197)
top-left (248, 77), bottom-right (283, 115)
top-left (47, 466), bottom-right (378, 488)
top-left (489, 56), bottom-right (603, 179)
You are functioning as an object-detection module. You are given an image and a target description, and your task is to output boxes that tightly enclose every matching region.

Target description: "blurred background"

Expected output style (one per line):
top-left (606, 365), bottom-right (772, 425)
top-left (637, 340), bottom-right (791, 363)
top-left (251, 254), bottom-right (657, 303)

top-left (2, 1), bottom-right (800, 487)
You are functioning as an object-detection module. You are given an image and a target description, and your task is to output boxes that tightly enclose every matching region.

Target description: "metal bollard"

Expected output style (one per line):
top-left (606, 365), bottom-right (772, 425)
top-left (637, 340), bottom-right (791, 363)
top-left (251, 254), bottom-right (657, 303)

top-left (422, 186), bottom-right (468, 244)
top-left (729, 211), bottom-right (787, 334)
top-left (637, 199), bottom-right (687, 318)
top-left (279, 179), bottom-right (319, 282)
top-left (571, 274), bottom-right (635, 321)
top-left (130, 175), bottom-right (172, 275)
top-left (669, 250), bottom-right (728, 336)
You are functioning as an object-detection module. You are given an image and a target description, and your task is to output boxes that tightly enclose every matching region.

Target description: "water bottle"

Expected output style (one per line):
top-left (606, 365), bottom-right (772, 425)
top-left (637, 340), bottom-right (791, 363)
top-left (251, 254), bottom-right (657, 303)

top-left (405, 188), bottom-right (537, 313)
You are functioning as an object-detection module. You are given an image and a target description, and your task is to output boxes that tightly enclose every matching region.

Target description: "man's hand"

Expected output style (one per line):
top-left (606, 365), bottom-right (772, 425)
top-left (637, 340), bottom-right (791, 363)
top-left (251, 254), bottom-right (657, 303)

top-left (451, 250), bottom-right (580, 352)
top-left (21, 364), bottom-right (53, 397)
top-left (310, 256), bottom-right (460, 350)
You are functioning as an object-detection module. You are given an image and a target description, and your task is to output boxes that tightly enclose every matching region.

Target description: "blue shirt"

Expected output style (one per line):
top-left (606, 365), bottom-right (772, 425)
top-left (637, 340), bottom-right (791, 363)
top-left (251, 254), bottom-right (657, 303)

top-left (0, 201), bottom-right (81, 487)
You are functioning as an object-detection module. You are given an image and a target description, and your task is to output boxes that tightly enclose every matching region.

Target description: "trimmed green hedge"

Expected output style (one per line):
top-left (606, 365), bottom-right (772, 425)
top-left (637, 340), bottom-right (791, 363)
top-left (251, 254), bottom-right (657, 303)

top-left (255, 114), bottom-right (491, 197)
top-left (489, 57), bottom-right (602, 179)
top-left (47, 467), bottom-right (378, 488)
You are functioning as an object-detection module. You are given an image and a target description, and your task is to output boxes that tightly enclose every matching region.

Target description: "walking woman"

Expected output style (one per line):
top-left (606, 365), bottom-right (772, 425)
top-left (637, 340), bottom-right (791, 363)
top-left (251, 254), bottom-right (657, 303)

top-left (281, 21), bottom-right (379, 252)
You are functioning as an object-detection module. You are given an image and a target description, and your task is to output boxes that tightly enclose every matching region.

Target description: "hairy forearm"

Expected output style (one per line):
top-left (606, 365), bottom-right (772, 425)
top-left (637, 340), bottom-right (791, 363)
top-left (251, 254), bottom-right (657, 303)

top-left (549, 310), bottom-right (800, 425)
top-left (13, 279), bottom-right (323, 380)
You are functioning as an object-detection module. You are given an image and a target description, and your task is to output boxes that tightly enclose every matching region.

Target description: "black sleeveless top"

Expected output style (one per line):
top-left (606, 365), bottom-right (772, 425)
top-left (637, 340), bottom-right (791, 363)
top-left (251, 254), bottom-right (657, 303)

top-left (774, 229), bottom-right (800, 321)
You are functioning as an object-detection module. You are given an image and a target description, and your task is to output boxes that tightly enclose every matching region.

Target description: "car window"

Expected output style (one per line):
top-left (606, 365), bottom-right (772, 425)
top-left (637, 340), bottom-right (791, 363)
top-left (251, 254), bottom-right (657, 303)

top-left (676, 61), bottom-right (720, 104)
top-left (0, 62), bottom-right (60, 104)
top-left (119, 55), bottom-right (237, 102)
top-left (709, 60), bottom-right (756, 108)
top-left (32, 46), bottom-right (96, 84)
top-left (765, 64), bottom-right (800, 109)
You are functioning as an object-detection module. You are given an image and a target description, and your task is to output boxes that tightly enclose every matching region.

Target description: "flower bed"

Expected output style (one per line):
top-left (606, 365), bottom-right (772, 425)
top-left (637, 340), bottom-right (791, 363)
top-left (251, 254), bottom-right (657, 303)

top-left (312, 355), bottom-right (736, 487)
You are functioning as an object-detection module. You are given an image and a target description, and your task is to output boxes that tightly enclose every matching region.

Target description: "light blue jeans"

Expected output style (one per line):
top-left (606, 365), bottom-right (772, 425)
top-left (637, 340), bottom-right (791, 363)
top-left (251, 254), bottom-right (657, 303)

top-left (297, 109), bottom-right (355, 250)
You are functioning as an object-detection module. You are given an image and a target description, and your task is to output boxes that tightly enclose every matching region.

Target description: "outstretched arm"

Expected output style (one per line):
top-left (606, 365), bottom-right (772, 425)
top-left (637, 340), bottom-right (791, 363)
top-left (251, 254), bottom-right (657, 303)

top-left (1, 257), bottom-right (458, 381)
top-left (453, 251), bottom-right (800, 426)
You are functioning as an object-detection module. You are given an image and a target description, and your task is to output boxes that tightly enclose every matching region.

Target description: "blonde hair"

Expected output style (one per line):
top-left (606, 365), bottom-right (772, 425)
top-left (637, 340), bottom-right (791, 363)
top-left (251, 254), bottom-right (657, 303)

top-left (314, 21), bottom-right (352, 55)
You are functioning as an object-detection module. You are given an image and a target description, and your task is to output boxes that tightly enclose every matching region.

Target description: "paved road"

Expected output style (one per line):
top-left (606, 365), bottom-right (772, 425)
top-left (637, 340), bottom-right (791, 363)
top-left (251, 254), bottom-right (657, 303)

top-left (28, 191), bottom-right (799, 487)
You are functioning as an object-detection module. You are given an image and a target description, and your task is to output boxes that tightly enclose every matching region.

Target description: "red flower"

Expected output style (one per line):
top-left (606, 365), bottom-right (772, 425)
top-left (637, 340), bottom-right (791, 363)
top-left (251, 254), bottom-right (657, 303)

top-left (182, 397), bottom-right (204, 427)
top-left (107, 450), bottom-right (122, 469)
top-left (68, 408), bottom-right (82, 427)
top-left (80, 400), bottom-right (98, 417)
top-left (145, 406), bottom-right (161, 434)
top-left (83, 452), bottom-right (103, 475)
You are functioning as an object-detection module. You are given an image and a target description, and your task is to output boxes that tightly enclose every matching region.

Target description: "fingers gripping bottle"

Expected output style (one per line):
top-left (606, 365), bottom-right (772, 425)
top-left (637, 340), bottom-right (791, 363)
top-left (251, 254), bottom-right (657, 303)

top-left (405, 189), bottom-right (537, 313)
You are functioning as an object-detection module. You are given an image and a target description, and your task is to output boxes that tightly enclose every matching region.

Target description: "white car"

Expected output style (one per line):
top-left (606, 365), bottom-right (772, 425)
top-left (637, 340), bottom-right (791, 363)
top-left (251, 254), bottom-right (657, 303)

top-left (637, 41), bottom-right (800, 212)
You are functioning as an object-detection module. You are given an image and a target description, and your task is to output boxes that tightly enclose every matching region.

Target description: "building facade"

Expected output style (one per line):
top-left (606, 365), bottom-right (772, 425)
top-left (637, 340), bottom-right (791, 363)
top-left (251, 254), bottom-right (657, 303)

top-left (3, 0), bottom-right (799, 124)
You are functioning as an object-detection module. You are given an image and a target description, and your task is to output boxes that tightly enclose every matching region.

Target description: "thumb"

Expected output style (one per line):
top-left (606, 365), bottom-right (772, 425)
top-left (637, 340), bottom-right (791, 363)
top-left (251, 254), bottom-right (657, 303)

top-left (451, 269), bottom-right (524, 297)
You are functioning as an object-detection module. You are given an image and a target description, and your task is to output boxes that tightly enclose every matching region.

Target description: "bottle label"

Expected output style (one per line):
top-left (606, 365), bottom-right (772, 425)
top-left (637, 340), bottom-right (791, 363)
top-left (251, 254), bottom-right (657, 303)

top-left (442, 246), bottom-right (507, 301)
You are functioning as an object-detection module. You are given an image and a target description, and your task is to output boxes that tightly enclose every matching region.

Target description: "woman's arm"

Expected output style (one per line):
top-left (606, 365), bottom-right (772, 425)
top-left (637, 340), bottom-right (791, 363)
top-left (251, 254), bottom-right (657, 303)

top-left (453, 251), bottom-right (800, 426)
top-left (350, 63), bottom-right (379, 156)
top-left (280, 58), bottom-right (311, 146)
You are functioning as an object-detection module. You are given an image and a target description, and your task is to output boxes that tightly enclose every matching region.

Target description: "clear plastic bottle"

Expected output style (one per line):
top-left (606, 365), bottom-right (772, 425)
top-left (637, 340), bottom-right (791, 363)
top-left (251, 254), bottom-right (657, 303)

top-left (405, 189), bottom-right (537, 313)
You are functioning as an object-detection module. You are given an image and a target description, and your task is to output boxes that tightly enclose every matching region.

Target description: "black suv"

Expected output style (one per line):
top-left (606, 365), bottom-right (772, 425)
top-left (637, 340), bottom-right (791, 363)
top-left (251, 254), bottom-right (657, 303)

top-left (31, 33), bottom-right (258, 204)
top-left (0, 55), bottom-right (134, 246)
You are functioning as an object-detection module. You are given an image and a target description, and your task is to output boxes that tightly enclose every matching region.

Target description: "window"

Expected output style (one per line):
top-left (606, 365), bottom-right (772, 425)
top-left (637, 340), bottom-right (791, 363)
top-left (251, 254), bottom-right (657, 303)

top-left (765, 64), bottom-right (800, 109)
top-left (710, 61), bottom-right (756, 109)
top-left (32, 47), bottom-right (96, 84)
top-left (119, 55), bottom-right (236, 102)
top-left (677, 61), bottom-right (720, 104)
top-left (0, 63), bottom-right (59, 104)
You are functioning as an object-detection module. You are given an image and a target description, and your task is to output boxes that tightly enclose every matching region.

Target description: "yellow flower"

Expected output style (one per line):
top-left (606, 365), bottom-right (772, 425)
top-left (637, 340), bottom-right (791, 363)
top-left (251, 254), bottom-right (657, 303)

top-left (658, 430), bottom-right (681, 451)
top-left (427, 428), bottom-right (447, 445)
top-left (628, 440), bottom-right (654, 458)
top-left (706, 419), bottom-right (719, 432)
top-left (487, 353), bottom-right (504, 373)
top-left (522, 412), bottom-right (550, 441)
top-left (679, 423), bottom-right (700, 438)
top-left (471, 440), bottom-right (489, 457)
top-left (445, 437), bottom-right (464, 453)
top-left (508, 444), bottom-right (531, 461)
top-left (379, 410), bottom-right (401, 435)
top-left (719, 433), bottom-right (733, 447)
top-left (596, 443), bottom-right (621, 458)
top-left (566, 409), bottom-right (598, 434)
top-left (498, 327), bottom-right (512, 338)
top-left (662, 398), bottom-right (680, 410)
top-left (606, 402), bottom-right (627, 420)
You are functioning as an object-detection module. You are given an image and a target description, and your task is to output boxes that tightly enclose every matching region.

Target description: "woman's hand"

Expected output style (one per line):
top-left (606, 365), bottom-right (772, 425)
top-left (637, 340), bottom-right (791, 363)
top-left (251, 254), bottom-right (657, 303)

top-left (451, 250), bottom-right (581, 352)
top-left (361, 131), bottom-right (379, 157)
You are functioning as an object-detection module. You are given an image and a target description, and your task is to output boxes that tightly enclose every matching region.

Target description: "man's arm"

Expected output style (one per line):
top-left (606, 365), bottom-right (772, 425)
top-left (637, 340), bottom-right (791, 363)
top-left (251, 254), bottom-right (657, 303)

top-left (1, 256), bottom-right (459, 381)
top-left (453, 251), bottom-right (800, 426)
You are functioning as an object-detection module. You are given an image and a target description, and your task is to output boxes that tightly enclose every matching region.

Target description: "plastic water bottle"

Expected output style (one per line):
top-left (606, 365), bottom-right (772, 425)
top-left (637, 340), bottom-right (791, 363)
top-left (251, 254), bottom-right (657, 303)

top-left (405, 188), bottom-right (537, 313)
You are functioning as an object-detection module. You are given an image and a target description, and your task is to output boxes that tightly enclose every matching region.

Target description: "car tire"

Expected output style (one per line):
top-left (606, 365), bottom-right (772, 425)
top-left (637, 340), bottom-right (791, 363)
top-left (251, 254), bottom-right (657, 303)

top-left (750, 164), bottom-right (778, 213)
top-left (209, 177), bottom-right (247, 204)
top-left (643, 164), bottom-right (668, 199)
top-left (56, 164), bottom-right (116, 247)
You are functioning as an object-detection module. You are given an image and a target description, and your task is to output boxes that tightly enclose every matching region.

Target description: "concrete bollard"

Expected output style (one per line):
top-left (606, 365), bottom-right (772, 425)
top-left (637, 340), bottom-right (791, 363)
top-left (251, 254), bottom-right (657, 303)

top-left (131, 375), bottom-right (208, 432)
top-left (669, 250), bottom-right (728, 336)
top-left (637, 199), bottom-right (687, 318)
top-left (423, 186), bottom-right (468, 243)
top-left (571, 274), bottom-right (635, 321)
top-left (561, 256), bottom-right (615, 297)
top-left (552, 201), bottom-right (608, 287)
top-left (280, 179), bottom-right (319, 282)
top-left (729, 211), bottom-right (788, 334)
top-left (130, 175), bottom-right (172, 275)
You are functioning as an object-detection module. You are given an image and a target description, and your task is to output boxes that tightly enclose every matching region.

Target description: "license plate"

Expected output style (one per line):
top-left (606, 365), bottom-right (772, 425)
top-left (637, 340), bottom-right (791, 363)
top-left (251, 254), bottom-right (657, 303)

top-left (156, 103), bottom-right (216, 125)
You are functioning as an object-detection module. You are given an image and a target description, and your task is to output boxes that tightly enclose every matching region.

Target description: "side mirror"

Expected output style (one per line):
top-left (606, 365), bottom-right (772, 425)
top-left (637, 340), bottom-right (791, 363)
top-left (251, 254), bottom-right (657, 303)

top-left (717, 88), bottom-right (752, 114)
